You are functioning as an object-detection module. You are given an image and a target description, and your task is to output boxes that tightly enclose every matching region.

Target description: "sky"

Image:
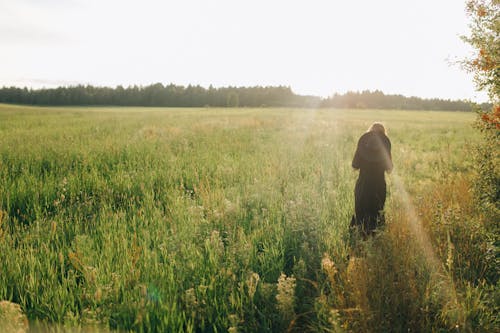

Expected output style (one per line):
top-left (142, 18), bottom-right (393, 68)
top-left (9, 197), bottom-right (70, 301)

top-left (0, 0), bottom-right (489, 102)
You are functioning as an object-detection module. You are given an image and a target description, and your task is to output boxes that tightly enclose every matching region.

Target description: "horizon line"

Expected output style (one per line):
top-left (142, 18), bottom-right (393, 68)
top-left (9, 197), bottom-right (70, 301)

top-left (0, 81), bottom-right (489, 103)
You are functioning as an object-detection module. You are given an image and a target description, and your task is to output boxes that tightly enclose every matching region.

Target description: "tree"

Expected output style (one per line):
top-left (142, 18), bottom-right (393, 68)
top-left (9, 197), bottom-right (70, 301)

top-left (463, 0), bottom-right (499, 127)
top-left (226, 91), bottom-right (239, 107)
top-left (462, 0), bottom-right (499, 223)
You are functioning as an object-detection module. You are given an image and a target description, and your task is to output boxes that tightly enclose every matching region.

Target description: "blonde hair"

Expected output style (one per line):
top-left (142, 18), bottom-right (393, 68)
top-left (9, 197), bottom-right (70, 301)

top-left (368, 122), bottom-right (387, 135)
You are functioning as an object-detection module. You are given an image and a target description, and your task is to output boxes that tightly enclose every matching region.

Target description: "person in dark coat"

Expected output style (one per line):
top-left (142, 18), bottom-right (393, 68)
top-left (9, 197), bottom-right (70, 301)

top-left (351, 122), bottom-right (393, 237)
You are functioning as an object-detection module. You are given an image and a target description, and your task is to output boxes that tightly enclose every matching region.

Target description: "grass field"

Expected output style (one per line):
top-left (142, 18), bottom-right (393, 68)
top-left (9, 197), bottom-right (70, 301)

top-left (0, 104), bottom-right (496, 332)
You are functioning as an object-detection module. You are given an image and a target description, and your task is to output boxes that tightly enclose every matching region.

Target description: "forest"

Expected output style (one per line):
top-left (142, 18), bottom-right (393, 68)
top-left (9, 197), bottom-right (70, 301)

top-left (0, 84), bottom-right (489, 111)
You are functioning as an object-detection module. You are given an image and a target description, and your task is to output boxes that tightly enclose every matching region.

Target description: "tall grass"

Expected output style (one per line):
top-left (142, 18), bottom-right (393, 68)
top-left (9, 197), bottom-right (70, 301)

top-left (1, 104), bottom-right (493, 332)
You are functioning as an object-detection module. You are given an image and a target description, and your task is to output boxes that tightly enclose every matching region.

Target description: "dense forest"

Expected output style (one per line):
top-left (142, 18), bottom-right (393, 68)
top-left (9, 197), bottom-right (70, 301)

top-left (0, 84), bottom-right (318, 108)
top-left (0, 84), bottom-right (489, 111)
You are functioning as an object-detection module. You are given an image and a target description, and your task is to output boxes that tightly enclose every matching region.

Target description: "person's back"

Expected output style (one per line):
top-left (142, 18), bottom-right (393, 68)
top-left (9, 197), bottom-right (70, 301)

top-left (351, 123), bottom-right (392, 237)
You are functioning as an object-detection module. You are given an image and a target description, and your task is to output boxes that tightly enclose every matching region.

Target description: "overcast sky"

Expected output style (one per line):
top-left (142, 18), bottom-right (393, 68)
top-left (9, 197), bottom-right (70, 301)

top-left (0, 0), bottom-right (488, 101)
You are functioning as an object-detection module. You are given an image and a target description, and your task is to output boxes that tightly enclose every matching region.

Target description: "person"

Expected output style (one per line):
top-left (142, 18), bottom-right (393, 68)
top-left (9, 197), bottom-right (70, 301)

top-left (351, 122), bottom-right (393, 237)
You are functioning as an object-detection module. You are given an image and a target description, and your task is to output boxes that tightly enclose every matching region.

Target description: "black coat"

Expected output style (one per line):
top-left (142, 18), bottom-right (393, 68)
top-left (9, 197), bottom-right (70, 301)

top-left (351, 131), bottom-right (393, 235)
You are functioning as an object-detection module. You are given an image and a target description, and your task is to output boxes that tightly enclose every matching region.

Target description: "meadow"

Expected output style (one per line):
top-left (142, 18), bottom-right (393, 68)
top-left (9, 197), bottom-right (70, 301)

top-left (0, 104), bottom-right (496, 332)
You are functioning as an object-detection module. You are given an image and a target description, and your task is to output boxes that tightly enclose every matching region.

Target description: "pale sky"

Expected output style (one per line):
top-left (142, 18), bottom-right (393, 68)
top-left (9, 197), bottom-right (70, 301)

top-left (0, 0), bottom-right (488, 102)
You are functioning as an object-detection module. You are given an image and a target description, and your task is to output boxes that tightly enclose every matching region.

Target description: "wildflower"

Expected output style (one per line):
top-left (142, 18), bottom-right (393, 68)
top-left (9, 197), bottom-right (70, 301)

top-left (94, 288), bottom-right (102, 302)
top-left (446, 233), bottom-right (455, 272)
top-left (139, 284), bottom-right (147, 297)
top-left (276, 273), bottom-right (296, 322)
top-left (0, 301), bottom-right (28, 333)
top-left (228, 314), bottom-right (239, 333)
top-left (184, 288), bottom-right (198, 308)
top-left (321, 253), bottom-right (337, 285)
top-left (206, 230), bottom-right (225, 258)
top-left (51, 221), bottom-right (57, 234)
top-left (246, 272), bottom-right (260, 300)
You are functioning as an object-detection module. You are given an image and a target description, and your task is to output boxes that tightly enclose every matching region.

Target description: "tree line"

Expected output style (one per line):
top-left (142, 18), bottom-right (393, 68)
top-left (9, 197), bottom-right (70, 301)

top-left (0, 84), bottom-right (319, 108)
top-left (0, 84), bottom-right (489, 111)
top-left (319, 90), bottom-right (490, 111)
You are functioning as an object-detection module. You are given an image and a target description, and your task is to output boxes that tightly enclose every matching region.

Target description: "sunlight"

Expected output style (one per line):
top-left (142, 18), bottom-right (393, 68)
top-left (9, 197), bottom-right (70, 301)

top-left (390, 173), bottom-right (462, 322)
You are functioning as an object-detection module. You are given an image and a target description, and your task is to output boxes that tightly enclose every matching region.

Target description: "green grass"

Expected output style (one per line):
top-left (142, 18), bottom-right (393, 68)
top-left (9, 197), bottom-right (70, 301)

top-left (1, 104), bottom-right (495, 332)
